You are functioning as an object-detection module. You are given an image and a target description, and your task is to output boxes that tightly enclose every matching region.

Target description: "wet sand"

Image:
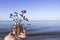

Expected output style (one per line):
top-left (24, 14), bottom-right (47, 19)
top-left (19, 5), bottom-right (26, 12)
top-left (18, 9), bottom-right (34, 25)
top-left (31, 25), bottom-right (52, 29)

top-left (1, 35), bottom-right (60, 40)
top-left (0, 32), bottom-right (60, 40)
top-left (22, 35), bottom-right (60, 40)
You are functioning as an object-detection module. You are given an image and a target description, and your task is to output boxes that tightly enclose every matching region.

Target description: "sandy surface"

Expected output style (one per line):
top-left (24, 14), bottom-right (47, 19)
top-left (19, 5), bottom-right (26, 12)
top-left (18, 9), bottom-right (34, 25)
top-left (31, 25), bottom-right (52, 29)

top-left (21, 35), bottom-right (60, 40)
top-left (1, 35), bottom-right (60, 40)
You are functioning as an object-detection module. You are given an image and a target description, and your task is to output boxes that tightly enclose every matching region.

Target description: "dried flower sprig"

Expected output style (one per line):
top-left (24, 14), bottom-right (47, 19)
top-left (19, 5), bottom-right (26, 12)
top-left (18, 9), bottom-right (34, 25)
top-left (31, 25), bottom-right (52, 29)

top-left (9, 10), bottom-right (29, 23)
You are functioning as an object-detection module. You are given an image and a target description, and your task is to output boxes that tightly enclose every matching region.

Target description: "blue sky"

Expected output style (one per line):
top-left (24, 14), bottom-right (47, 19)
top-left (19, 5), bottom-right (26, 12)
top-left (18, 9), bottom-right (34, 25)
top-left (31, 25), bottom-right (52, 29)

top-left (0, 0), bottom-right (60, 20)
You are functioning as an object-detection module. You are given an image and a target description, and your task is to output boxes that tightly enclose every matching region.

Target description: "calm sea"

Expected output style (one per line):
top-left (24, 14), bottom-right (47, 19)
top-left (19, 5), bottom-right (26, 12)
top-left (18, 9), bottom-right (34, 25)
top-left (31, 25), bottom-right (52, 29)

top-left (0, 20), bottom-right (60, 34)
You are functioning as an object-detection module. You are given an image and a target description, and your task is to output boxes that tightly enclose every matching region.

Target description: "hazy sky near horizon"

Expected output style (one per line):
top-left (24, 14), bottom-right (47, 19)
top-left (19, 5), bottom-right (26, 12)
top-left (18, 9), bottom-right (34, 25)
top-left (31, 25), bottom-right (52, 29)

top-left (0, 0), bottom-right (60, 20)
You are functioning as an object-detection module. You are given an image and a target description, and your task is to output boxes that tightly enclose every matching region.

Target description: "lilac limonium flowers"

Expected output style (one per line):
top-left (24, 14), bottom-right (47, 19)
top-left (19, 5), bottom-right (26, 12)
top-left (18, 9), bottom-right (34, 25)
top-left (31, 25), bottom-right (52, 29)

top-left (9, 10), bottom-right (29, 23)
top-left (14, 12), bottom-right (18, 17)
top-left (21, 10), bottom-right (26, 13)
top-left (10, 13), bottom-right (13, 18)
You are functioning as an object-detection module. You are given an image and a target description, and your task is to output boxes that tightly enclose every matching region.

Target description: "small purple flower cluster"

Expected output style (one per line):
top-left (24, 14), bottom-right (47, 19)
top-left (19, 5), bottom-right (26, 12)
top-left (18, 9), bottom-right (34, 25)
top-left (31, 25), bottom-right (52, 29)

top-left (9, 10), bottom-right (29, 22)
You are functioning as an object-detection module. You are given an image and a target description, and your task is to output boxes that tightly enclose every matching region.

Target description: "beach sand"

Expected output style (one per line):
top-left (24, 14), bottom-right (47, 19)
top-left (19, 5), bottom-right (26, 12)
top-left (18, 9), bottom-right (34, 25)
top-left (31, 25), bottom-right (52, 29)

top-left (22, 35), bottom-right (60, 40)
top-left (1, 35), bottom-right (60, 40)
